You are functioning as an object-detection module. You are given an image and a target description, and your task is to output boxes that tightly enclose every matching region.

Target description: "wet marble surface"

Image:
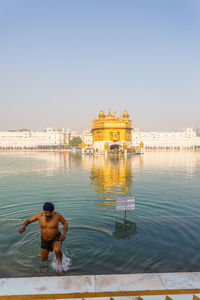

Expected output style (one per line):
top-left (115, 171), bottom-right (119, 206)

top-left (0, 275), bottom-right (95, 296)
top-left (159, 272), bottom-right (200, 289)
top-left (95, 274), bottom-right (165, 292)
top-left (1, 272), bottom-right (200, 297)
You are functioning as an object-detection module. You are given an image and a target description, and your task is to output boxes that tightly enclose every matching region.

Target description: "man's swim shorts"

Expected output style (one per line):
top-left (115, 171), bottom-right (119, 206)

top-left (41, 232), bottom-right (62, 252)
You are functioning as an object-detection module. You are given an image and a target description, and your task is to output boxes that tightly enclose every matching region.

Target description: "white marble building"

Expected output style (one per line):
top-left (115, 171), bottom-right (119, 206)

top-left (0, 128), bottom-right (70, 149)
top-left (132, 127), bottom-right (200, 149)
top-left (82, 127), bottom-right (200, 150)
top-left (82, 128), bottom-right (93, 146)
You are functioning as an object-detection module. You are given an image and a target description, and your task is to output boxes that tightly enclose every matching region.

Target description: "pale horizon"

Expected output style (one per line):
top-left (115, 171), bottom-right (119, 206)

top-left (0, 119), bottom-right (198, 134)
top-left (1, 0), bottom-right (200, 132)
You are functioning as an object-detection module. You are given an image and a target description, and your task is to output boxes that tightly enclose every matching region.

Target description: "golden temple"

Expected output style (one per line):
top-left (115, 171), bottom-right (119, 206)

top-left (89, 109), bottom-right (133, 154)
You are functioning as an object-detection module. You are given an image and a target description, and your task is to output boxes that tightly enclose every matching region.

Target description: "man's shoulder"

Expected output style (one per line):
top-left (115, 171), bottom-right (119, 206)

top-left (54, 211), bottom-right (61, 217)
top-left (37, 212), bottom-right (44, 218)
top-left (55, 211), bottom-right (66, 219)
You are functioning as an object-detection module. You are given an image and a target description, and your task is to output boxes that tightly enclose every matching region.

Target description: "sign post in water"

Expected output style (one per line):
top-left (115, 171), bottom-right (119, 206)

top-left (115, 196), bottom-right (135, 211)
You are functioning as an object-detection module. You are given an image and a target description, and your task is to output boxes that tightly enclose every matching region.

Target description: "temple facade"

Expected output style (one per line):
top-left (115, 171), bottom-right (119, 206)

top-left (83, 110), bottom-right (133, 154)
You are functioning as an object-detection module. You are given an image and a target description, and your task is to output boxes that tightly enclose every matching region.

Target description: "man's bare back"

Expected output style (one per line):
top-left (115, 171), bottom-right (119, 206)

top-left (19, 202), bottom-right (68, 265)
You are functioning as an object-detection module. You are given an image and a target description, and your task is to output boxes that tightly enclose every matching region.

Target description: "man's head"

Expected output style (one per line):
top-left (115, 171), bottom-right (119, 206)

top-left (43, 202), bottom-right (54, 221)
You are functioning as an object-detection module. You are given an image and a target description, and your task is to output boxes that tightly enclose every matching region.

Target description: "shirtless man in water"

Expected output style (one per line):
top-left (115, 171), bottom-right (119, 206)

top-left (19, 202), bottom-right (68, 264)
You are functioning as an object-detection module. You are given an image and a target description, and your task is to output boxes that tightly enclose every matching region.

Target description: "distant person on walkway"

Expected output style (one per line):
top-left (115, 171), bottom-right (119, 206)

top-left (19, 202), bottom-right (68, 265)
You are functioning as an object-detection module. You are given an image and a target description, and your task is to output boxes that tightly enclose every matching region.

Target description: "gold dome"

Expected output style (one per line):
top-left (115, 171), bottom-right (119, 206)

top-left (106, 109), bottom-right (113, 118)
top-left (123, 110), bottom-right (129, 119)
top-left (99, 109), bottom-right (105, 119)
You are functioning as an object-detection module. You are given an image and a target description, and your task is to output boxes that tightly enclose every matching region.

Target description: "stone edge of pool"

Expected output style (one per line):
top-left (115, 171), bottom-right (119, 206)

top-left (0, 272), bottom-right (200, 297)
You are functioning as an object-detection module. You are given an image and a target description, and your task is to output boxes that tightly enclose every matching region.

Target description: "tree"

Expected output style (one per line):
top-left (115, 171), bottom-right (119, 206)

top-left (19, 128), bottom-right (30, 132)
top-left (69, 137), bottom-right (82, 146)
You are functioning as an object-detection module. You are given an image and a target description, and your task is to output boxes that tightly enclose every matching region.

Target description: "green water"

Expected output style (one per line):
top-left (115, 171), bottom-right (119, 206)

top-left (0, 151), bottom-right (200, 277)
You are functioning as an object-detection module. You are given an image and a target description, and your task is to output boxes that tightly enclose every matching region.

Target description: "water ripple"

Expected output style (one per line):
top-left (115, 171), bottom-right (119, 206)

top-left (0, 151), bottom-right (200, 277)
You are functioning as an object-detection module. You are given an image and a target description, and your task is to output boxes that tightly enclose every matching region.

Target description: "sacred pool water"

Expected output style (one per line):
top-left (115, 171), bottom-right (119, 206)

top-left (0, 151), bottom-right (200, 277)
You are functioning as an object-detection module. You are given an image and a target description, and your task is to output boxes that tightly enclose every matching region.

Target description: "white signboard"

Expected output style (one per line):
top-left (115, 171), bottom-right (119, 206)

top-left (116, 196), bottom-right (135, 211)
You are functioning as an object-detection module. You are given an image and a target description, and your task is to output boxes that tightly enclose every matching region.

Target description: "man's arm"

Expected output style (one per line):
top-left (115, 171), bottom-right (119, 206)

top-left (58, 213), bottom-right (68, 242)
top-left (19, 214), bottom-right (40, 234)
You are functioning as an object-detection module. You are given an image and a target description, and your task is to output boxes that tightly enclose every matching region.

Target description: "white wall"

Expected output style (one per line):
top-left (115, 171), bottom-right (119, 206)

top-left (0, 128), bottom-right (67, 148)
top-left (132, 128), bottom-right (200, 149)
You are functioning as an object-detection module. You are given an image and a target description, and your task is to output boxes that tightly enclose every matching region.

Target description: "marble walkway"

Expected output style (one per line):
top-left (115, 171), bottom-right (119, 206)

top-left (1, 272), bottom-right (200, 299)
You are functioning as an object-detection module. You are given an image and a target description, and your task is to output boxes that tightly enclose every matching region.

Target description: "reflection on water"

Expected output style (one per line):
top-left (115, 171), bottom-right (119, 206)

top-left (83, 155), bottom-right (137, 239)
top-left (112, 218), bottom-right (137, 240)
top-left (133, 151), bottom-right (200, 174)
top-left (0, 151), bottom-right (82, 176)
top-left (0, 151), bottom-right (200, 277)
top-left (83, 156), bottom-right (133, 205)
top-left (1, 150), bottom-right (198, 175)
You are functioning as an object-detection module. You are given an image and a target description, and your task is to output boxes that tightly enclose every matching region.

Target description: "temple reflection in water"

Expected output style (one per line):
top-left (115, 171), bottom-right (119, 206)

top-left (82, 155), bottom-right (136, 206)
top-left (82, 154), bottom-right (138, 239)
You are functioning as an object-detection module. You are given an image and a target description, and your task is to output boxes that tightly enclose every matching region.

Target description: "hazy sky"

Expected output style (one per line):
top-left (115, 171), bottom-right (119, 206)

top-left (0, 0), bottom-right (200, 132)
